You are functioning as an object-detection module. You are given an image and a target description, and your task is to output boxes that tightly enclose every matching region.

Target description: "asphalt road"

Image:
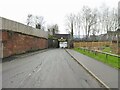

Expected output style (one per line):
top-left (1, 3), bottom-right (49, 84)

top-left (2, 49), bottom-right (103, 88)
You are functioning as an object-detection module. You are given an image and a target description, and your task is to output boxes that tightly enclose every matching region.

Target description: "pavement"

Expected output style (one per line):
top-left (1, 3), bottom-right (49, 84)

top-left (66, 49), bottom-right (119, 88)
top-left (2, 49), bottom-right (103, 88)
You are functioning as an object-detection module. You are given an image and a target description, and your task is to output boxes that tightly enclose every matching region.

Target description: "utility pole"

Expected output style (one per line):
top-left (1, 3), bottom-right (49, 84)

top-left (71, 21), bottom-right (73, 38)
top-left (70, 21), bottom-right (74, 48)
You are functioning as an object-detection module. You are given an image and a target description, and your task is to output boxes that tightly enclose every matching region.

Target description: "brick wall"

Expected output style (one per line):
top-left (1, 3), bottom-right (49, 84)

top-left (0, 17), bottom-right (48, 58)
top-left (2, 30), bottom-right (48, 58)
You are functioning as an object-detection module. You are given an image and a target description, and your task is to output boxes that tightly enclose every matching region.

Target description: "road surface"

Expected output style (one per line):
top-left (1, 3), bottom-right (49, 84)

top-left (2, 49), bottom-right (103, 88)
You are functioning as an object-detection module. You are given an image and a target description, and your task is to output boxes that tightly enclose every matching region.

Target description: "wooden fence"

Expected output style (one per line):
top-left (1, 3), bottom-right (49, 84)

top-left (74, 41), bottom-right (112, 48)
top-left (74, 41), bottom-right (119, 54)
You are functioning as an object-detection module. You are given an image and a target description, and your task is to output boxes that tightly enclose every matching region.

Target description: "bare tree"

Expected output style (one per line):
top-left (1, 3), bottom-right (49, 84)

top-left (26, 14), bottom-right (45, 30)
top-left (101, 6), bottom-right (110, 33)
top-left (35, 16), bottom-right (45, 30)
top-left (99, 5), bottom-right (117, 33)
top-left (90, 9), bottom-right (100, 36)
top-left (75, 13), bottom-right (81, 37)
top-left (26, 14), bottom-right (33, 26)
top-left (47, 24), bottom-right (59, 35)
top-left (64, 4), bottom-right (118, 42)
top-left (65, 13), bottom-right (76, 38)
top-left (99, 4), bottom-right (118, 38)
top-left (81, 6), bottom-right (98, 39)
top-left (109, 8), bottom-right (118, 31)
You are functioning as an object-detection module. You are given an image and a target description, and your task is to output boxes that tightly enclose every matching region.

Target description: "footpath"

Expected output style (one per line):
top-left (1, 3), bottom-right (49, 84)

top-left (66, 49), bottom-right (119, 88)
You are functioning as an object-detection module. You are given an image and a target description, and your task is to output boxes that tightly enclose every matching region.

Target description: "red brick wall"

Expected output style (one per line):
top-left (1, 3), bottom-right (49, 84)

top-left (2, 30), bottom-right (48, 58)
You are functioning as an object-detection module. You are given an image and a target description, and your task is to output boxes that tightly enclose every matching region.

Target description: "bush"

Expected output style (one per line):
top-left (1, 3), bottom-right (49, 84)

top-left (105, 45), bottom-right (109, 47)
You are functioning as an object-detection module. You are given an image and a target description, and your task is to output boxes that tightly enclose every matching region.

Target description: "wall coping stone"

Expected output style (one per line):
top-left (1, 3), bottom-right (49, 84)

top-left (0, 17), bottom-right (48, 39)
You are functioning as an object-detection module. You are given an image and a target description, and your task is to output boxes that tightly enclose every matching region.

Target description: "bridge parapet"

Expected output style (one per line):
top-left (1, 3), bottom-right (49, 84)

top-left (0, 17), bottom-right (48, 39)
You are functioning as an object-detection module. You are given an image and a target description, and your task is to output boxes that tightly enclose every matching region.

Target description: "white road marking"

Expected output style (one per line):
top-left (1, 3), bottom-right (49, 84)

top-left (28, 73), bottom-right (31, 76)
top-left (36, 68), bottom-right (41, 73)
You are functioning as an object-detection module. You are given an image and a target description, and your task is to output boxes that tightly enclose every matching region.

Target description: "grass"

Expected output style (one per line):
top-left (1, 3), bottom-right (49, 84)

top-left (102, 47), bottom-right (112, 53)
top-left (74, 48), bottom-right (120, 69)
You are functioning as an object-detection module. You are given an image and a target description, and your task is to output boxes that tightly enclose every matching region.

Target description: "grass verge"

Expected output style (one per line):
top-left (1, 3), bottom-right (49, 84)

top-left (74, 48), bottom-right (120, 69)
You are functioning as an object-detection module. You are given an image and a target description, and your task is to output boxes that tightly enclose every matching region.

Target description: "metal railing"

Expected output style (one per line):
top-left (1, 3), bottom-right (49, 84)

top-left (80, 47), bottom-right (120, 59)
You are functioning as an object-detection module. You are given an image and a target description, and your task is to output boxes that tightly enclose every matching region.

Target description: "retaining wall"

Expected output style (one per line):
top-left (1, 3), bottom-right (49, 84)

top-left (0, 17), bottom-right (48, 58)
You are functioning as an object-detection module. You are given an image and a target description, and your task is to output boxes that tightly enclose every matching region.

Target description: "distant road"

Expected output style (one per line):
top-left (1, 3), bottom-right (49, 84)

top-left (2, 49), bottom-right (103, 88)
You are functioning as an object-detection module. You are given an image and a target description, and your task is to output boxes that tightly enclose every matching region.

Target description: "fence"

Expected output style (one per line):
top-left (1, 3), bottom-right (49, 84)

top-left (74, 41), bottom-right (112, 48)
top-left (74, 41), bottom-right (119, 55)
top-left (77, 47), bottom-right (120, 68)
top-left (80, 47), bottom-right (119, 58)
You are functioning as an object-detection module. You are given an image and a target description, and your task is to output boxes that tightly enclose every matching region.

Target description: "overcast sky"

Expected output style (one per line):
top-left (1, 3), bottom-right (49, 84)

top-left (0, 0), bottom-right (119, 33)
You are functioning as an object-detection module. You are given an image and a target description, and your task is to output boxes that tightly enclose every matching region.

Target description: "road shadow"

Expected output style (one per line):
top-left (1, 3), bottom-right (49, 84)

top-left (2, 49), bottom-right (49, 63)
